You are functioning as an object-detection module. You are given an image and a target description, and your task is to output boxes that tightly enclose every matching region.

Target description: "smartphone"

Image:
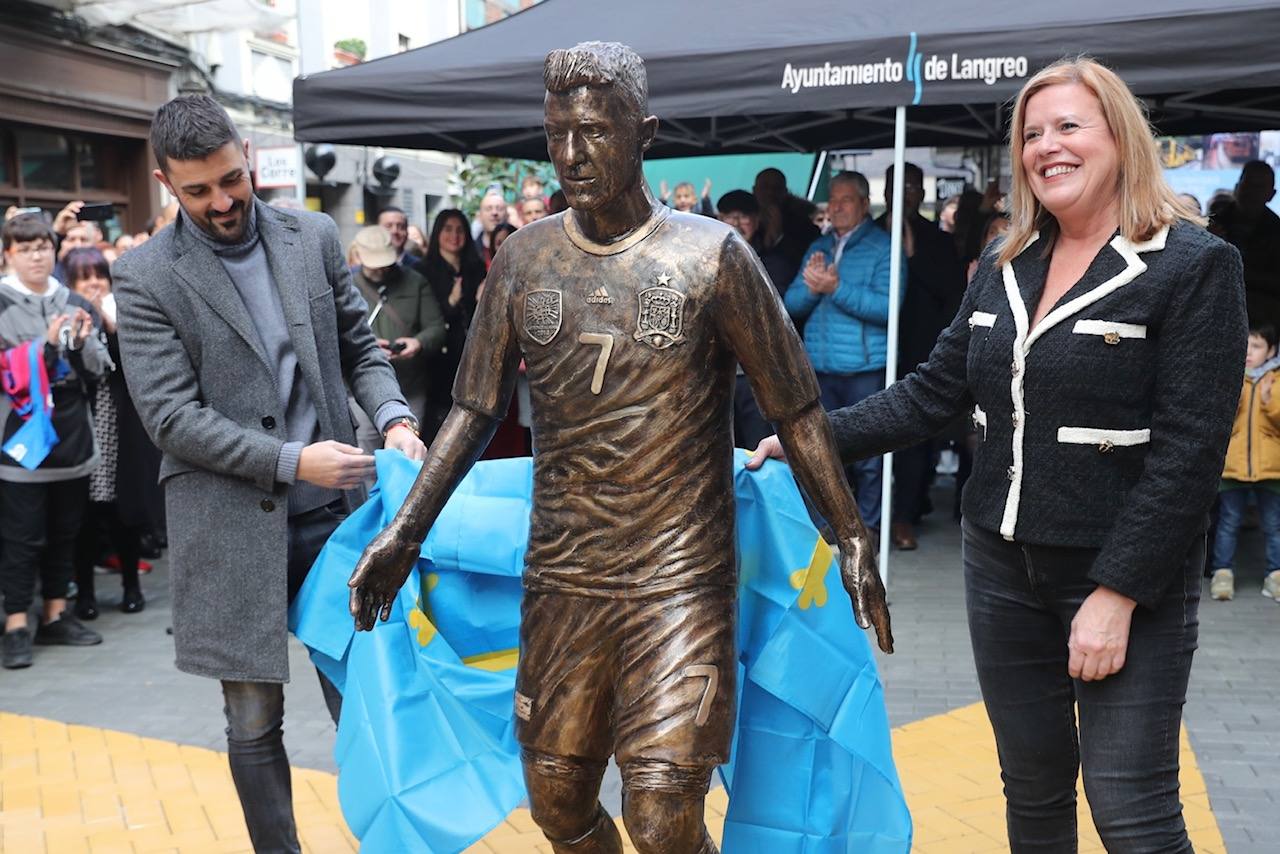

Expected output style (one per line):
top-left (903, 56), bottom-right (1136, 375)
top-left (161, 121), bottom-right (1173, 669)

top-left (390, 341), bottom-right (408, 354)
top-left (76, 203), bottom-right (114, 222)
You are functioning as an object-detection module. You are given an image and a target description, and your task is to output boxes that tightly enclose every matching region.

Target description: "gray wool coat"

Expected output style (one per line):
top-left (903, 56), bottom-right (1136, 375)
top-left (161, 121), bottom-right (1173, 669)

top-left (112, 200), bottom-right (405, 682)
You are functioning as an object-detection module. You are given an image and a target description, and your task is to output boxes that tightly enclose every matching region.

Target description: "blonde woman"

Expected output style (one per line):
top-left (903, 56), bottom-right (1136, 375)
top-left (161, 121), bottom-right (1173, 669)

top-left (750, 58), bottom-right (1245, 850)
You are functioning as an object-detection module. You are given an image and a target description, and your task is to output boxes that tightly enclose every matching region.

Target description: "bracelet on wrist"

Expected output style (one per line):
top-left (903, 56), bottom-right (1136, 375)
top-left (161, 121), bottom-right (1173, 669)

top-left (383, 416), bottom-right (420, 440)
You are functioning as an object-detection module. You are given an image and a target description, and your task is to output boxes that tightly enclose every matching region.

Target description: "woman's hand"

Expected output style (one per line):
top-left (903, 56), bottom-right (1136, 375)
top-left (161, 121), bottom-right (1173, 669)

top-left (744, 434), bottom-right (786, 470)
top-left (1068, 585), bottom-right (1137, 681)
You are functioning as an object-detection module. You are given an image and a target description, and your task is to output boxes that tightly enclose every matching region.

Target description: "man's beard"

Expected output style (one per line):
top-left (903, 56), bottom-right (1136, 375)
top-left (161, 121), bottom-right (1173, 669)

top-left (200, 200), bottom-right (248, 244)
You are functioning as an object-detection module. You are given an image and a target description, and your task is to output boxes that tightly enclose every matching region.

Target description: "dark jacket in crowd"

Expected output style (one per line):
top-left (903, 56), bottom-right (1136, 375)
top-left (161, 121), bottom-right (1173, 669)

top-left (753, 232), bottom-right (804, 302)
top-left (101, 330), bottom-right (163, 529)
top-left (828, 222), bottom-right (1246, 610)
top-left (352, 264), bottom-right (446, 403)
top-left (875, 211), bottom-right (967, 372)
top-left (1211, 201), bottom-right (1280, 323)
top-left (416, 251), bottom-right (485, 404)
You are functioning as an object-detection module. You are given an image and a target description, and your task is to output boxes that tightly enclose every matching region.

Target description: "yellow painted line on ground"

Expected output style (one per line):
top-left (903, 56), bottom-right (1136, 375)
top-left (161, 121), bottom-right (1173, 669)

top-left (0, 703), bottom-right (1224, 853)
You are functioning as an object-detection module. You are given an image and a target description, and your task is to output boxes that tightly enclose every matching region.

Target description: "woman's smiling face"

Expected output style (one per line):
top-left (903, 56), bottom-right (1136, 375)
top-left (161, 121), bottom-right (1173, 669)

top-left (1020, 82), bottom-right (1120, 224)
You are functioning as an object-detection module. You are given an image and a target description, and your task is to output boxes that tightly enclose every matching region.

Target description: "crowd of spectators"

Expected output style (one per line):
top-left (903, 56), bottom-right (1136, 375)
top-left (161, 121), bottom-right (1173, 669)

top-left (0, 204), bottom-right (169, 668)
top-left (3, 152), bottom-right (1274, 669)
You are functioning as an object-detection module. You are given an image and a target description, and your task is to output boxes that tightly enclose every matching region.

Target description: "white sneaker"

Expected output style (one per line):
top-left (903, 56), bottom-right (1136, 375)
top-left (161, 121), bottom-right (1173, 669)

top-left (1262, 570), bottom-right (1280, 600)
top-left (1210, 568), bottom-right (1235, 601)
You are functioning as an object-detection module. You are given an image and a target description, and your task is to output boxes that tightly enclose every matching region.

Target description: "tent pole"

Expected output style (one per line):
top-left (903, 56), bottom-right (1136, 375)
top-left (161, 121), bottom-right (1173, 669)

top-left (808, 150), bottom-right (828, 201)
top-left (879, 105), bottom-right (906, 587)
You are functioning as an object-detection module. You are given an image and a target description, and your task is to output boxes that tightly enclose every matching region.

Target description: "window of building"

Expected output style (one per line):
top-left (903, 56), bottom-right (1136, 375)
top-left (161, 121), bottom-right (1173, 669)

top-left (76, 139), bottom-right (103, 190)
top-left (0, 126), bottom-right (135, 229)
top-left (18, 129), bottom-right (72, 191)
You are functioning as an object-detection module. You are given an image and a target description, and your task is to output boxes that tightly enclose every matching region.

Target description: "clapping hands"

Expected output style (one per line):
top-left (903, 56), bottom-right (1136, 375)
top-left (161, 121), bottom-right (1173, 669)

top-left (802, 253), bottom-right (838, 295)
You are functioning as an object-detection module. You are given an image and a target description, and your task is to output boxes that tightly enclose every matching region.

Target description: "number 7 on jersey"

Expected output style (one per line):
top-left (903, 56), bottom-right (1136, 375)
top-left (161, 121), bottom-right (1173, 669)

top-left (577, 332), bottom-right (614, 395)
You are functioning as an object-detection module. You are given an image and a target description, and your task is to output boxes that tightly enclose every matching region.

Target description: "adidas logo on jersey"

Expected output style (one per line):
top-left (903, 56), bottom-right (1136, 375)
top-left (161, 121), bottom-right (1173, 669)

top-left (585, 286), bottom-right (614, 305)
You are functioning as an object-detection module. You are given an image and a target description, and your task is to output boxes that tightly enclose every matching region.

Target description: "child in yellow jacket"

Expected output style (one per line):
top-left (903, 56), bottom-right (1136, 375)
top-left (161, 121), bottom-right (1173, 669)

top-left (1212, 323), bottom-right (1280, 601)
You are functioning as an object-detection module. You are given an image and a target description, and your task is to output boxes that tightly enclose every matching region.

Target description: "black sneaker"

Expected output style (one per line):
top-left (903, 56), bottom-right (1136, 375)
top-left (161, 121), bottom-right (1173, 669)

top-left (34, 614), bottom-right (102, 646)
top-left (3, 627), bottom-right (33, 668)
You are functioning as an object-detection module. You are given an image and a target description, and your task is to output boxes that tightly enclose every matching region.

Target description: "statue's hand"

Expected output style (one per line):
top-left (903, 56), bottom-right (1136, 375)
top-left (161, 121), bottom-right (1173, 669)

top-left (838, 534), bottom-right (894, 653)
top-left (348, 522), bottom-right (420, 631)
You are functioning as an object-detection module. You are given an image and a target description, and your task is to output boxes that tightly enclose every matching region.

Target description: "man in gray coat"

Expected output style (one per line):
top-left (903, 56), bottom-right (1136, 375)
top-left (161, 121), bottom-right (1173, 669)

top-left (112, 95), bottom-right (425, 853)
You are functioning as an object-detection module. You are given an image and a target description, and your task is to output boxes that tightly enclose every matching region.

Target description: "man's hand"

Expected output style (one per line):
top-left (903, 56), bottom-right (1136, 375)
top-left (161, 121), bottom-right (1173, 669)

top-left (348, 521), bottom-right (421, 630)
top-left (744, 434), bottom-right (786, 470)
top-left (53, 201), bottom-right (84, 236)
top-left (384, 424), bottom-right (426, 461)
top-left (389, 337), bottom-right (422, 361)
top-left (297, 441), bottom-right (375, 489)
top-left (702, 177), bottom-right (713, 198)
top-left (659, 179), bottom-right (670, 201)
top-left (839, 534), bottom-right (893, 653)
top-left (1261, 373), bottom-right (1274, 406)
top-left (1067, 585), bottom-right (1135, 682)
top-left (803, 254), bottom-right (838, 295)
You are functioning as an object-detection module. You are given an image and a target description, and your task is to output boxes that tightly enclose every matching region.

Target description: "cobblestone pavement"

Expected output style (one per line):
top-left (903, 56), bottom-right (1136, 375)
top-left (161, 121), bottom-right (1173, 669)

top-left (1, 482), bottom-right (1273, 851)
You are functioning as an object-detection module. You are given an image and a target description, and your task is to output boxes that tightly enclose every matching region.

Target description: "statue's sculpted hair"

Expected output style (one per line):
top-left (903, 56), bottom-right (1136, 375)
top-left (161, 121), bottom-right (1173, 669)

top-left (544, 42), bottom-right (648, 119)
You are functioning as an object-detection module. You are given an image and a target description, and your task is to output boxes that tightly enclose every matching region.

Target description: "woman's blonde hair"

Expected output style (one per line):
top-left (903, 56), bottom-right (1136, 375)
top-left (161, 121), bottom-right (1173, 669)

top-left (998, 57), bottom-right (1202, 266)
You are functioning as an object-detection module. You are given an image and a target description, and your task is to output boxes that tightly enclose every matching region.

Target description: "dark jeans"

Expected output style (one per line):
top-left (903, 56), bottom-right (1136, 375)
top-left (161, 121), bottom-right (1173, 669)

top-left (963, 519), bottom-right (1199, 853)
top-left (221, 500), bottom-right (345, 854)
top-left (817, 370), bottom-right (884, 528)
top-left (1211, 486), bottom-right (1280, 570)
top-left (0, 477), bottom-right (88, 615)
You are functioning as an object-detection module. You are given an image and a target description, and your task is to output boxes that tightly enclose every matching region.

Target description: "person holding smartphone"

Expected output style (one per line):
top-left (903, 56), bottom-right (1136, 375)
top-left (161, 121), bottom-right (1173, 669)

top-left (349, 226), bottom-right (445, 455)
top-left (0, 214), bottom-right (111, 669)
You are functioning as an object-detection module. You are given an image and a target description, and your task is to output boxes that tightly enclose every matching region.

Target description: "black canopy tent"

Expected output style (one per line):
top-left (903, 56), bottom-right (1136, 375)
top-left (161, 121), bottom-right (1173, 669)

top-left (294, 0), bottom-right (1280, 158)
top-left (293, 0), bottom-right (1280, 579)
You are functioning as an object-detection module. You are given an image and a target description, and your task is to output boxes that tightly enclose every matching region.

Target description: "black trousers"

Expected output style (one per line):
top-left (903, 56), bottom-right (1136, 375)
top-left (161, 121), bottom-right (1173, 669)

top-left (963, 519), bottom-right (1199, 853)
top-left (0, 477), bottom-right (88, 615)
top-left (74, 500), bottom-right (143, 601)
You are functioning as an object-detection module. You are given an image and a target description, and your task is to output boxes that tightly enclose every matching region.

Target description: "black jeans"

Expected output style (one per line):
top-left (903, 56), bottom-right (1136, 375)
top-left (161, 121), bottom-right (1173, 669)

top-left (962, 520), bottom-right (1199, 854)
top-left (0, 477), bottom-right (88, 615)
top-left (221, 500), bottom-right (345, 854)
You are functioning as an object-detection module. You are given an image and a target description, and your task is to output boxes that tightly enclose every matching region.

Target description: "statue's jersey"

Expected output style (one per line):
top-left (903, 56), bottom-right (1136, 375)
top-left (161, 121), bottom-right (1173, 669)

top-left (454, 205), bottom-right (818, 598)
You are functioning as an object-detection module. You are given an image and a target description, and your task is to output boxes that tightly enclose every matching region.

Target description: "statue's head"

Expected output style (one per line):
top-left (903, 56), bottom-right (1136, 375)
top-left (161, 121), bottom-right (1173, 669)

top-left (543, 42), bottom-right (657, 213)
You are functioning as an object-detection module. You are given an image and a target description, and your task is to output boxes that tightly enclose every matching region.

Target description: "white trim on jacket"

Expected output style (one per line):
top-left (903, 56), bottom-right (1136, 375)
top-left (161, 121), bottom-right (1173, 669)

top-left (1057, 426), bottom-right (1152, 446)
top-left (995, 226), bottom-right (1169, 541)
top-left (1072, 319), bottom-right (1147, 339)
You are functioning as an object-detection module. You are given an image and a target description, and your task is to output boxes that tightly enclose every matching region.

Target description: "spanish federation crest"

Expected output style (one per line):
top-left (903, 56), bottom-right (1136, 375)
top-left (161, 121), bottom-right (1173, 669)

top-left (524, 289), bottom-right (562, 345)
top-left (634, 285), bottom-right (686, 350)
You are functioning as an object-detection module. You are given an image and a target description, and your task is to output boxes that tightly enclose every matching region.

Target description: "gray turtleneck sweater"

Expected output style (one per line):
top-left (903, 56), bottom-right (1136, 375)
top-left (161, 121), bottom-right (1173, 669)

top-left (181, 205), bottom-right (338, 514)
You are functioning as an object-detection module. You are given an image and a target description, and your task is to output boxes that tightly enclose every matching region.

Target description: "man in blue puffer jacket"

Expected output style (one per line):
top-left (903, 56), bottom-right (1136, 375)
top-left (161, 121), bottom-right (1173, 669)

top-left (785, 171), bottom-right (901, 534)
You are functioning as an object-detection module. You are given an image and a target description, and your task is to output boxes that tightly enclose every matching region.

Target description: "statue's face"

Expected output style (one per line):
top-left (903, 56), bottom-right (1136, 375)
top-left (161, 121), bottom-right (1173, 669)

top-left (544, 86), bottom-right (644, 212)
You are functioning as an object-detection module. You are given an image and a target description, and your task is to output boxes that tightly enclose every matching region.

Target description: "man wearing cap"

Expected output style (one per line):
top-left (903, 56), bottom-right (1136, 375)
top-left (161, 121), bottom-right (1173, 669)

top-left (350, 226), bottom-right (446, 453)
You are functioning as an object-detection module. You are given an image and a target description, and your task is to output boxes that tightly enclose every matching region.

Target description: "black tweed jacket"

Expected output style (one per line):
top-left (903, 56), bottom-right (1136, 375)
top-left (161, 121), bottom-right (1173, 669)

top-left (831, 221), bottom-right (1246, 609)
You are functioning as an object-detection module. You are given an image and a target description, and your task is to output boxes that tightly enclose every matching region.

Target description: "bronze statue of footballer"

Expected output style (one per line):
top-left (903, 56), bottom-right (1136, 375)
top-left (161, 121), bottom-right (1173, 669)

top-left (348, 41), bottom-right (893, 854)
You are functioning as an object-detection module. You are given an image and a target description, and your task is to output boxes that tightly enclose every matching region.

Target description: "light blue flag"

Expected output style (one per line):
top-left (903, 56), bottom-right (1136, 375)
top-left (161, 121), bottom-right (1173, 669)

top-left (291, 450), bottom-right (911, 853)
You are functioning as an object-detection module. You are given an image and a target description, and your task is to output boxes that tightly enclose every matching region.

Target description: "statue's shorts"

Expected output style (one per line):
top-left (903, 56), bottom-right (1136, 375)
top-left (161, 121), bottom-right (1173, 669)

top-left (515, 585), bottom-right (736, 773)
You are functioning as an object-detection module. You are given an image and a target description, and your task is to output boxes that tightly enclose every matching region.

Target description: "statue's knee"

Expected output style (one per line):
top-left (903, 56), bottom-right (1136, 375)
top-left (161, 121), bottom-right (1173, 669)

top-left (523, 750), bottom-right (607, 842)
top-left (620, 760), bottom-right (715, 854)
